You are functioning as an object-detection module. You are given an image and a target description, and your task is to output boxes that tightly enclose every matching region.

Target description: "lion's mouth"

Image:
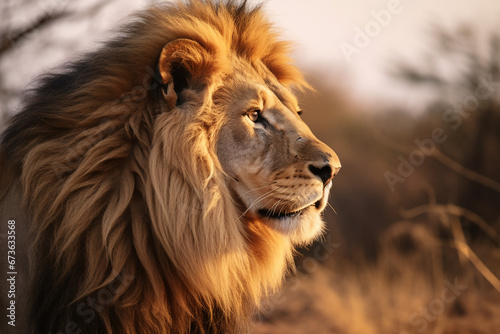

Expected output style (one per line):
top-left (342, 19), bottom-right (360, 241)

top-left (257, 199), bottom-right (321, 220)
top-left (256, 181), bottom-right (332, 220)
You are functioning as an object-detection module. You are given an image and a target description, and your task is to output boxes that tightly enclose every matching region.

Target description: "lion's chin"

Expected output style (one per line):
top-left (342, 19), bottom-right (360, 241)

top-left (261, 208), bottom-right (325, 245)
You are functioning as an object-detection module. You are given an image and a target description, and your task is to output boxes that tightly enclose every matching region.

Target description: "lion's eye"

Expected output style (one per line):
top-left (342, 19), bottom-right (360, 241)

top-left (297, 109), bottom-right (303, 116)
top-left (246, 109), bottom-right (262, 122)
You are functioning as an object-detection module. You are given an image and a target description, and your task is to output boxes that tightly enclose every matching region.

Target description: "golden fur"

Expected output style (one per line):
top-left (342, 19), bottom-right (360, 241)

top-left (0, 1), bottom-right (339, 333)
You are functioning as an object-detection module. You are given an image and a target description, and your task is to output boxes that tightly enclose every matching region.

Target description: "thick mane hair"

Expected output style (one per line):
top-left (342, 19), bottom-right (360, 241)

top-left (0, 1), bottom-right (308, 333)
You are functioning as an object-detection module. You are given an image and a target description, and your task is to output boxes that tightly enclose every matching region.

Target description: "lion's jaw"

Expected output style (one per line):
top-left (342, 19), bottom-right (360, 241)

top-left (215, 67), bottom-right (340, 245)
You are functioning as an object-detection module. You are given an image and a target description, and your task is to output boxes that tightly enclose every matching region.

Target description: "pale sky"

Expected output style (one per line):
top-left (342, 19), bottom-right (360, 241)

top-left (264, 0), bottom-right (500, 110)
top-left (2, 0), bottom-right (500, 115)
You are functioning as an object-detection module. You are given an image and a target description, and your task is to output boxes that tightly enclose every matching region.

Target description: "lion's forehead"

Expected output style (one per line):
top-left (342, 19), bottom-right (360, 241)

top-left (224, 58), bottom-right (299, 108)
top-left (264, 78), bottom-right (299, 110)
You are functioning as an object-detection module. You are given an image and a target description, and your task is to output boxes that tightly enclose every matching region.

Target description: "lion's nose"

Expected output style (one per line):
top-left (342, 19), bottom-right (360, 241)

top-left (308, 163), bottom-right (340, 186)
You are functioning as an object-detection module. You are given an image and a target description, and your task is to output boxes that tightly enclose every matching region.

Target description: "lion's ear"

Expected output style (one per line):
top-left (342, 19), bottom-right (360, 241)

top-left (157, 38), bottom-right (213, 109)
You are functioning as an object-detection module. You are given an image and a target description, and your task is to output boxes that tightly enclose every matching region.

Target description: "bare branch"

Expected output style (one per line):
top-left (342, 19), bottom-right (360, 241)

top-left (400, 203), bottom-right (499, 241)
top-left (451, 240), bottom-right (500, 293)
top-left (375, 129), bottom-right (500, 194)
top-left (432, 150), bottom-right (500, 194)
top-left (0, 10), bottom-right (70, 56)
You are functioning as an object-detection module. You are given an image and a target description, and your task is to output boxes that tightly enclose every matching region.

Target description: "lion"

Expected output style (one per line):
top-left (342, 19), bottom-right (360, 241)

top-left (0, 1), bottom-right (340, 333)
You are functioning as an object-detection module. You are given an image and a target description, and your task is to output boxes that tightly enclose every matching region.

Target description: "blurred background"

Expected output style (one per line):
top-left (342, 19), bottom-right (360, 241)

top-left (1, 0), bottom-right (500, 333)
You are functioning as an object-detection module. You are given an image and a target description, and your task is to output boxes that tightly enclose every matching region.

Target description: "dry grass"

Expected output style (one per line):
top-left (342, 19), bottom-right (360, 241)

top-left (253, 219), bottom-right (500, 334)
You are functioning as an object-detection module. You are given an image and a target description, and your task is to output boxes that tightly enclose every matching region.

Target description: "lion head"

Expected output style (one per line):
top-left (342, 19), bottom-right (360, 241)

top-left (0, 1), bottom-right (340, 333)
top-left (214, 65), bottom-right (340, 244)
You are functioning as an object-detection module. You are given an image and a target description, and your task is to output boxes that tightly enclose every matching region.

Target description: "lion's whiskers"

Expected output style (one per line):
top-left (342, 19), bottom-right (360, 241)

top-left (327, 202), bottom-right (337, 214)
top-left (239, 189), bottom-right (275, 218)
top-left (238, 186), bottom-right (286, 219)
top-left (240, 183), bottom-right (276, 196)
top-left (269, 198), bottom-right (284, 216)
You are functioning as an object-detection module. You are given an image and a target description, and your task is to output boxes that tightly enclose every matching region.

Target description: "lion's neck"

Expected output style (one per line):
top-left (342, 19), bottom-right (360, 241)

top-left (245, 218), bottom-right (294, 286)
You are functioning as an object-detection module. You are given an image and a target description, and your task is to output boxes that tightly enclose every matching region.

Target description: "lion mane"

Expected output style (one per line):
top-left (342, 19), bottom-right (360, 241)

top-left (0, 1), bottom-right (310, 333)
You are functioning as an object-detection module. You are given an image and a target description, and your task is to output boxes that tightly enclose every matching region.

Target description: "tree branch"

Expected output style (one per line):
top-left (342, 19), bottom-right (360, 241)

top-left (400, 203), bottom-right (499, 241)
top-left (0, 11), bottom-right (69, 56)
